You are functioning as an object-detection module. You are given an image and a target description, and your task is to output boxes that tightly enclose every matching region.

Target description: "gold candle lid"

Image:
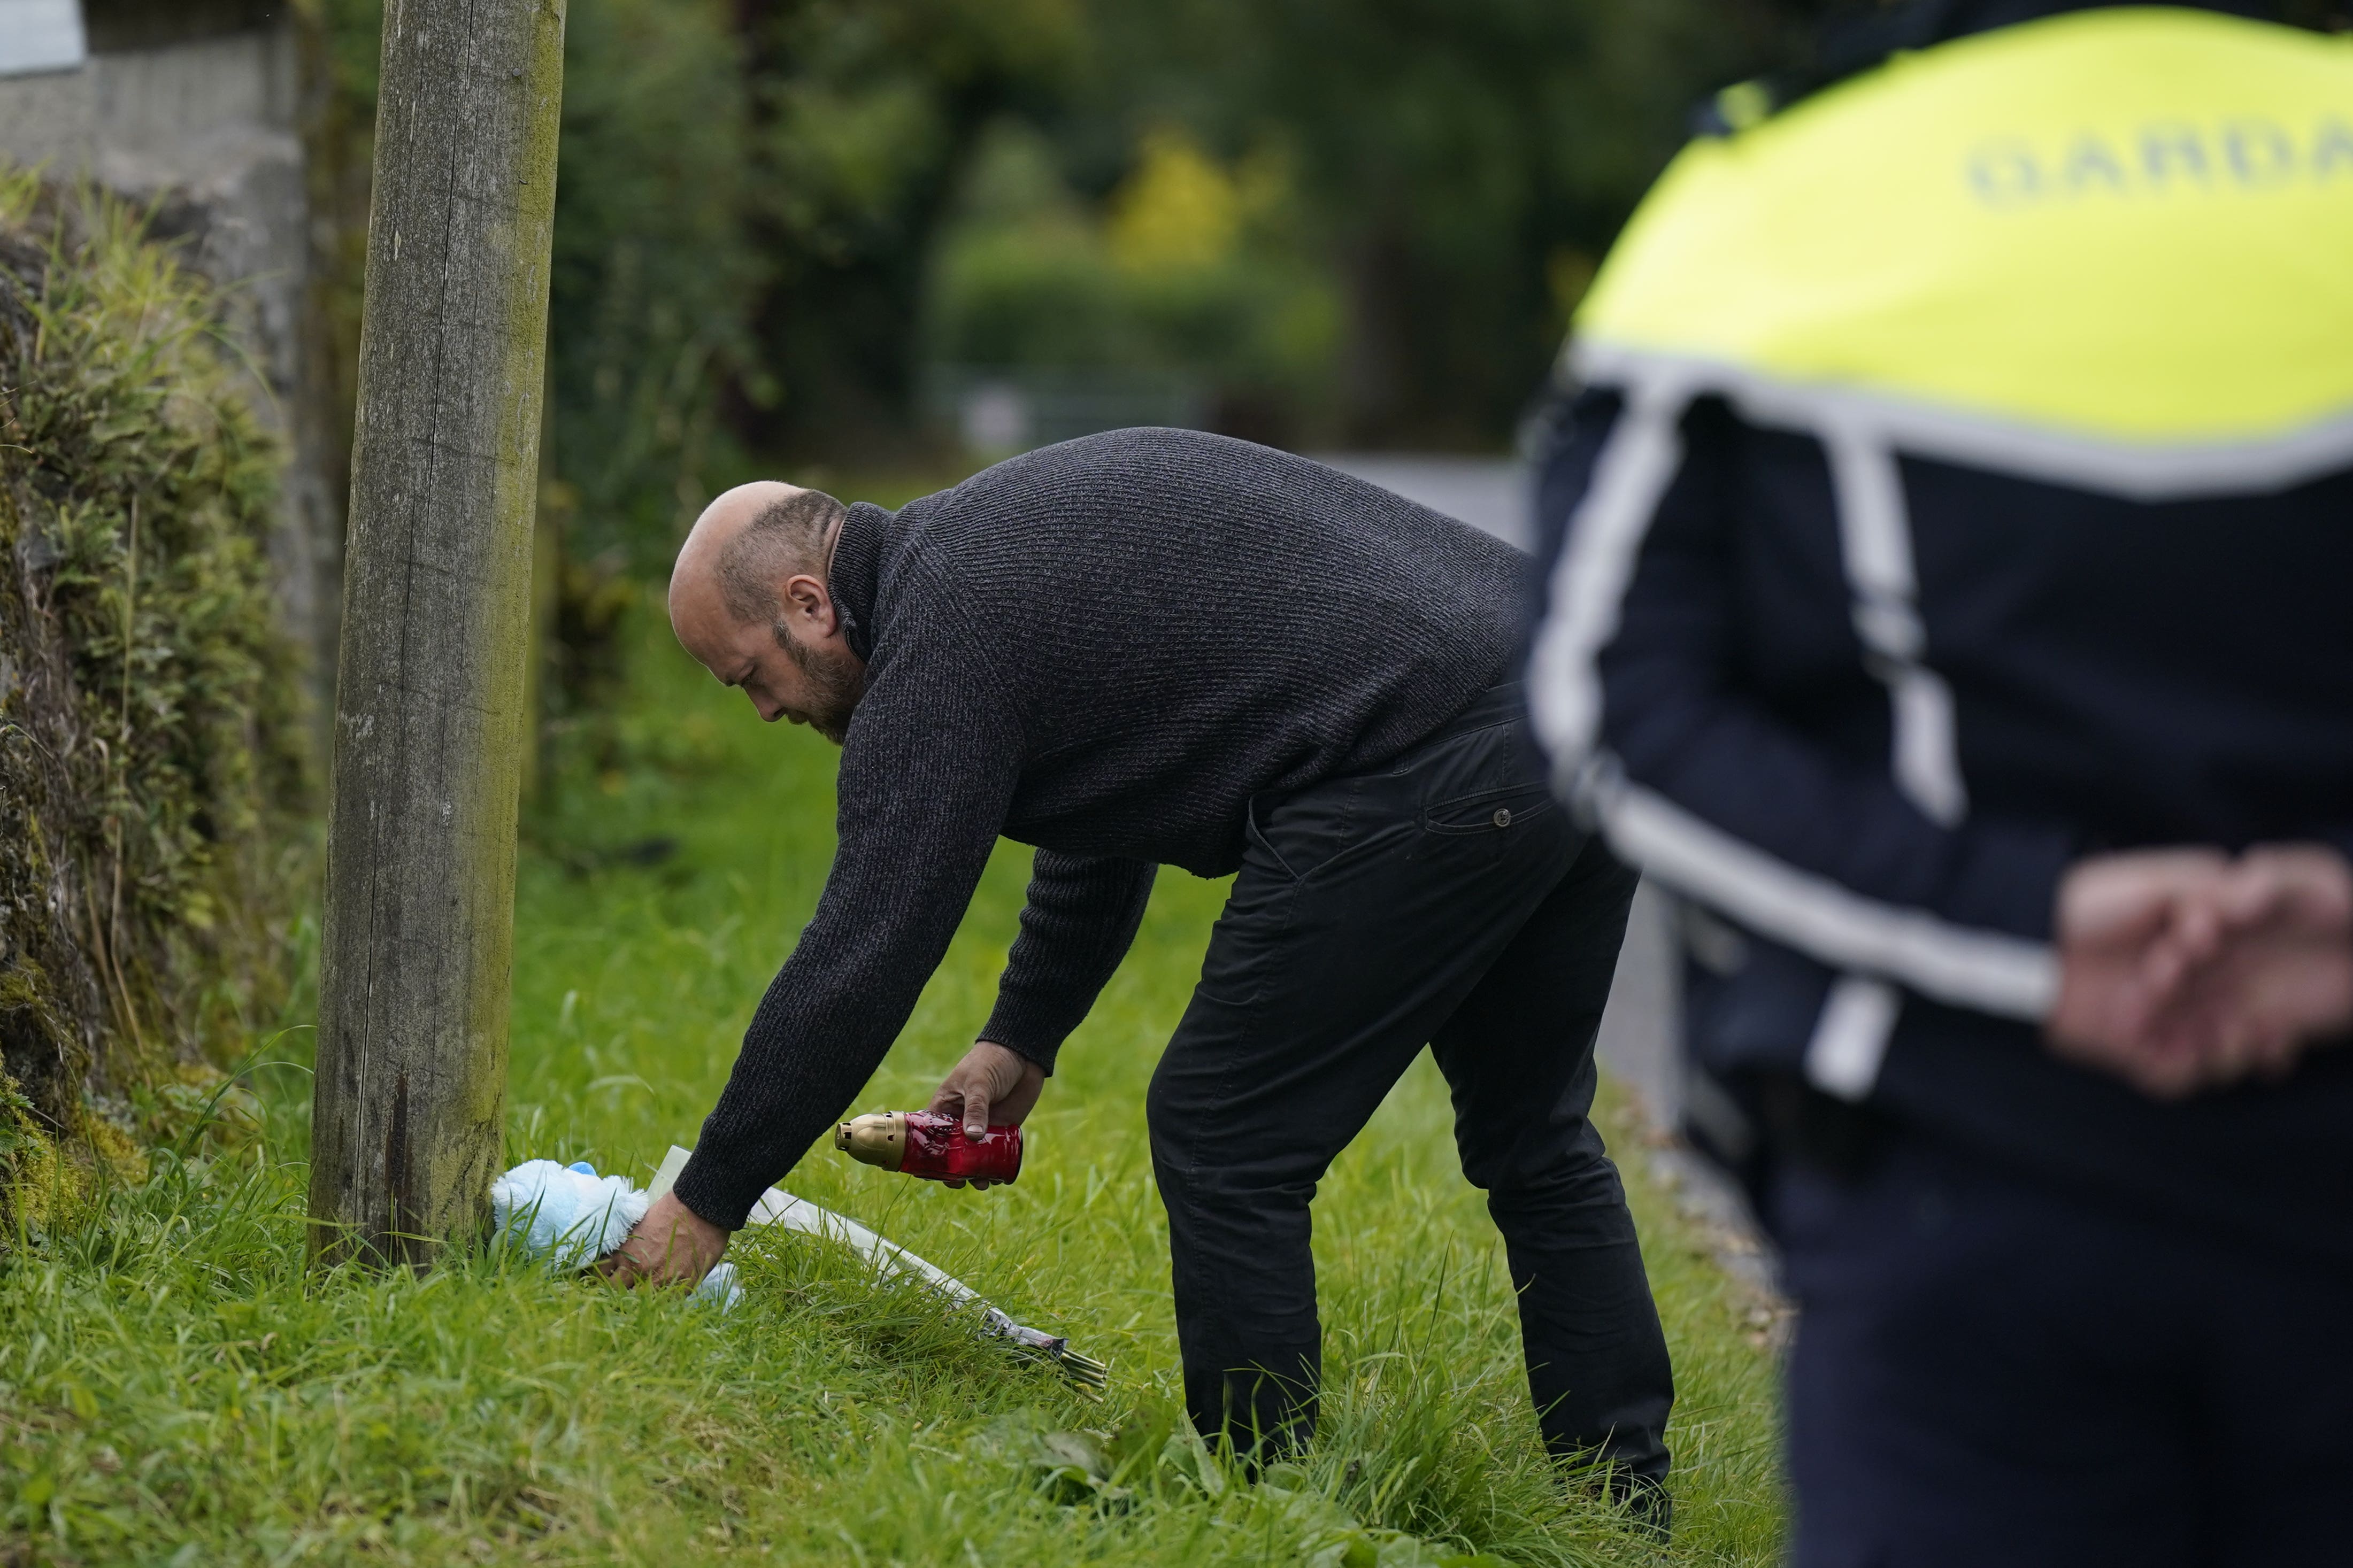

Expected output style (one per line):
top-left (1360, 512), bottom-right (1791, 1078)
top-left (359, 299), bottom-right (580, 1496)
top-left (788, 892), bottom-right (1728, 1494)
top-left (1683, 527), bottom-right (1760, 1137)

top-left (835, 1111), bottom-right (906, 1170)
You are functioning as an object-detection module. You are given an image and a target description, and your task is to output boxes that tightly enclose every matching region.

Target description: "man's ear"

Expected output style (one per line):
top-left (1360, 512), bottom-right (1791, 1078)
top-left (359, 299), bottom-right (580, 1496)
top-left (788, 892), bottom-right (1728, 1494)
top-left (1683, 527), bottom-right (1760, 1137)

top-left (780, 571), bottom-right (837, 634)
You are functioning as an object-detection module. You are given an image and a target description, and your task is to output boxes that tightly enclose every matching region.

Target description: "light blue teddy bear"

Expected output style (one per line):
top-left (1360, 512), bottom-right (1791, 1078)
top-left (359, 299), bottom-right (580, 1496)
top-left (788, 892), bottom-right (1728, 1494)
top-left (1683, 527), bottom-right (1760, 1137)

top-left (489, 1158), bottom-right (741, 1309)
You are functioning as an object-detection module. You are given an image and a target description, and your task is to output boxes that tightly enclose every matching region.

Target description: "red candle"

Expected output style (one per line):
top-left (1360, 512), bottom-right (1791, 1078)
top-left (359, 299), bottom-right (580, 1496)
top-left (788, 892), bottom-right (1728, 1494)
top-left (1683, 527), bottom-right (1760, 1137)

top-left (835, 1111), bottom-right (1023, 1185)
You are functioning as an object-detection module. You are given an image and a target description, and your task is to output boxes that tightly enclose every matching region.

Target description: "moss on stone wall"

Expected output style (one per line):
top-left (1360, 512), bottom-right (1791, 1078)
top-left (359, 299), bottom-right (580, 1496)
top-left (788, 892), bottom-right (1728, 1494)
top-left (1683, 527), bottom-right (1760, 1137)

top-left (0, 172), bottom-right (310, 1227)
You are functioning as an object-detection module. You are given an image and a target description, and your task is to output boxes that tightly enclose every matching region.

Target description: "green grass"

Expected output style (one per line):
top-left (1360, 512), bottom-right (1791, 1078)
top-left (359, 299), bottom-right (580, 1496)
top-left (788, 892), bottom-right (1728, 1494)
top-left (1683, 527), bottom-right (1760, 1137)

top-left (1, 601), bottom-right (1785, 1566)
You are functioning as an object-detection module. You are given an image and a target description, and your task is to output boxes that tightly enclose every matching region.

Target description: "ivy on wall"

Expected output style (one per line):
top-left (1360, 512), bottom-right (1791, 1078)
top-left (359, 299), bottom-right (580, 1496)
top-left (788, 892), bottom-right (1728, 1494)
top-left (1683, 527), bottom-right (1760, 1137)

top-left (0, 177), bottom-right (308, 1223)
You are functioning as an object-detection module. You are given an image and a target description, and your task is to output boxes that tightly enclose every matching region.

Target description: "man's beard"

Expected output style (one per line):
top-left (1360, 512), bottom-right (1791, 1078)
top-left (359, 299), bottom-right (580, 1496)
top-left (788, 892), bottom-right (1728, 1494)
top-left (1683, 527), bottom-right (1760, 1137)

top-left (773, 620), bottom-right (865, 745)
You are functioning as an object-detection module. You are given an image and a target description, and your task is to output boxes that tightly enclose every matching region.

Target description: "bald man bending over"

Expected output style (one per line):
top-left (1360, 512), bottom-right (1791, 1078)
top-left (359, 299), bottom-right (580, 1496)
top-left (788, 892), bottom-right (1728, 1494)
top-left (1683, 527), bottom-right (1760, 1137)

top-left (609, 428), bottom-right (1674, 1505)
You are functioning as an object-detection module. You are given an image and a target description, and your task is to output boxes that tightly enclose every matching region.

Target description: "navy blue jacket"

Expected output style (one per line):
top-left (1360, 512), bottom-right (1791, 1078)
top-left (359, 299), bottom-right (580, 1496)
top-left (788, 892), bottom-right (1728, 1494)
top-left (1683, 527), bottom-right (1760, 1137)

top-left (1527, 7), bottom-right (2353, 1261)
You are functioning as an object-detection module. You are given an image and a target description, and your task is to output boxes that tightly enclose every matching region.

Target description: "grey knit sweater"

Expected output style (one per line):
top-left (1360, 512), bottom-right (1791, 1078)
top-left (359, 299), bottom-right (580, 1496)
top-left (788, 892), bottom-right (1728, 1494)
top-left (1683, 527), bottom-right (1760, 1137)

top-left (672, 429), bottom-right (1531, 1229)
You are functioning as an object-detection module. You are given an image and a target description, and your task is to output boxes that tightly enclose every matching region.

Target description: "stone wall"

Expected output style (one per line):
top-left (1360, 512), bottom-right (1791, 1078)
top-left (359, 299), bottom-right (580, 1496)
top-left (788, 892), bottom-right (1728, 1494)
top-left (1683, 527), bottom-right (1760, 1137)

top-left (0, 8), bottom-right (340, 704)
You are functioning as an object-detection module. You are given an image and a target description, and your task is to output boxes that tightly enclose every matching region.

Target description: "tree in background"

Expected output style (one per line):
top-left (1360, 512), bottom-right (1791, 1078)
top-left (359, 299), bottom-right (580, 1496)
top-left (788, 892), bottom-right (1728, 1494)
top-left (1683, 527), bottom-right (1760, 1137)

top-left (749, 0), bottom-right (1826, 455)
top-left (550, 0), bottom-right (759, 572)
top-left (1066, 0), bottom-right (1815, 447)
top-left (306, 0), bottom-right (1833, 567)
top-left (304, 0), bottom-right (759, 578)
top-left (729, 0), bottom-right (1087, 460)
top-left (921, 122), bottom-right (1345, 448)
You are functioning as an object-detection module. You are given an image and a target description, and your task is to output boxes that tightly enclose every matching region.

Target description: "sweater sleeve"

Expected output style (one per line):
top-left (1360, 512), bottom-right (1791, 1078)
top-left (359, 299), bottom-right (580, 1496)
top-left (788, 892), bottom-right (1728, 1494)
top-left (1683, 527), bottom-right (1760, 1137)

top-left (1527, 387), bottom-right (2075, 1021)
top-left (671, 629), bottom-right (1026, 1231)
top-left (981, 851), bottom-right (1157, 1073)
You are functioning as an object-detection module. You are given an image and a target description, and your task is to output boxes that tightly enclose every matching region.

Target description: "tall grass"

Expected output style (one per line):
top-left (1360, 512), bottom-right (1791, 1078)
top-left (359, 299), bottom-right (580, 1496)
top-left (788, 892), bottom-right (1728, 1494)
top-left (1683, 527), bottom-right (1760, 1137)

top-left (1, 594), bottom-right (1783, 1565)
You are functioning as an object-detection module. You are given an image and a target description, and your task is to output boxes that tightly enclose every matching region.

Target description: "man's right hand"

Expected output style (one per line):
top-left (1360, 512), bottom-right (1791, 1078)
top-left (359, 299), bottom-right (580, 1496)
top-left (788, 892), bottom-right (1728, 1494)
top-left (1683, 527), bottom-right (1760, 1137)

top-left (599, 1190), bottom-right (729, 1288)
top-left (924, 1040), bottom-right (1045, 1188)
top-left (2049, 845), bottom-right (2353, 1096)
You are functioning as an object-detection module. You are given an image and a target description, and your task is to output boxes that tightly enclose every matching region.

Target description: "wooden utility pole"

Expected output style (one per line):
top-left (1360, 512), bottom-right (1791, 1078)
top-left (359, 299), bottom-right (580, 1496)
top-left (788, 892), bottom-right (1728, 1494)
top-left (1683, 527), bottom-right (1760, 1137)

top-left (309, 0), bottom-right (567, 1266)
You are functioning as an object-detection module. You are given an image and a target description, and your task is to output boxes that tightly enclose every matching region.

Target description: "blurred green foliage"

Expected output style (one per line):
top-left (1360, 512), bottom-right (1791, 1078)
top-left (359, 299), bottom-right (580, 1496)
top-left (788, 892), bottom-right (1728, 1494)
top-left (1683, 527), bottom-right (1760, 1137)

top-left (1069, 0), bottom-right (1804, 446)
top-left (306, 0), bottom-right (1821, 558)
top-left (734, 0), bottom-right (1090, 455)
top-left (302, 0), bottom-right (759, 576)
top-left (751, 0), bottom-right (1812, 453)
top-left (547, 0), bottom-right (758, 569)
top-left (924, 124), bottom-right (1346, 443)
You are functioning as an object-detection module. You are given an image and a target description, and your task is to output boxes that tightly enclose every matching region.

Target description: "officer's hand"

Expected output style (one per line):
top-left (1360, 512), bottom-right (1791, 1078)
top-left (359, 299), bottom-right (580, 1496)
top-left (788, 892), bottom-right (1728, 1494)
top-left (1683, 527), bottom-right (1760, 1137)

top-left (2049, 849), bottom-right (2234, 1097)
top-left (599, 1190), bottom-right (729, 1287)
top-left (925, 1040), bottom-right (1044, 1188)
top-left (2159, 845), bottom-right (2353, 1087)
top-left (2049, 845), bottom-right (2353, 1096)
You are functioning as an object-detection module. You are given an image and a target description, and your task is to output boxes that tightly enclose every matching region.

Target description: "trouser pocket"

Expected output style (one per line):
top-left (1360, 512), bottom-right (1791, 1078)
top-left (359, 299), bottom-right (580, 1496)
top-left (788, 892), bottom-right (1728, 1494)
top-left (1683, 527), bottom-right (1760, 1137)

top-left (1421, 778), bottom-right (1557, 835)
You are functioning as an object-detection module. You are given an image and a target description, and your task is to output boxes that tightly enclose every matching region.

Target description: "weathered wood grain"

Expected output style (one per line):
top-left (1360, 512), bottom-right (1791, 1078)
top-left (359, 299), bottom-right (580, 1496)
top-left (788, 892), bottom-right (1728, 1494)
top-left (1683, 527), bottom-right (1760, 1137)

top-left (309, 0), bottom-right (567, 1266)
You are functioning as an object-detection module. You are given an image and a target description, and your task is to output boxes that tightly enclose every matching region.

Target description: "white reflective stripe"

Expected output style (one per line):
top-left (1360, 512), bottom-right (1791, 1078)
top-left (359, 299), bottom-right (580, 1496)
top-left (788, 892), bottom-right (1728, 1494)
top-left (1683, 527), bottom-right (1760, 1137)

top-left (1805, 976), bottom-right (1902, 1101)
top-left (1888, 671), bottom-right (1967, 828)
top-left (1823, 423), bottom-right (1968, 827)
top-left (1823, 422), bottom-right (1917, 606)
top-left (1528, 356), bottom-right (2058, 1027)
top-left (1586, 764), bottom-right (2060, 1018)
top-left (1573, 341), bottom-right (2353, 500)
top-left (1526, 376), bottom-right (1693, 774)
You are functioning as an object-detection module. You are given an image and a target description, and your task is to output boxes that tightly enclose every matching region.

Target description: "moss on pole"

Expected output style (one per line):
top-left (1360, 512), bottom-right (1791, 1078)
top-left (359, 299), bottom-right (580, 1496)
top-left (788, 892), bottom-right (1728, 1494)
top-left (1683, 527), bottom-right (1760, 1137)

top-left (310, 0), bottom-right (567, 1266)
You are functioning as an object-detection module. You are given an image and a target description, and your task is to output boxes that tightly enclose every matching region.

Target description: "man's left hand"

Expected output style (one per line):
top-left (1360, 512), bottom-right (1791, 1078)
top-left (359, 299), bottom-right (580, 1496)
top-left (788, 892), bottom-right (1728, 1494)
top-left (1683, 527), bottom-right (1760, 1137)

top-left (599, 1191), bottom-right (730, 1287)
top-left (925, 1040), bottom-right (1044, 1188)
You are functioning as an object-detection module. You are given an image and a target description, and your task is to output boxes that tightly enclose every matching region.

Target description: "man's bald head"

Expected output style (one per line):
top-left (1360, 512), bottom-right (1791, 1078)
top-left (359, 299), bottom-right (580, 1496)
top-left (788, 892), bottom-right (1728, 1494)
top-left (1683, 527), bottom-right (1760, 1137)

top-left (671, 480), bottom-right (866, 741)
top-left (674, 481), bottom-right (849, 629)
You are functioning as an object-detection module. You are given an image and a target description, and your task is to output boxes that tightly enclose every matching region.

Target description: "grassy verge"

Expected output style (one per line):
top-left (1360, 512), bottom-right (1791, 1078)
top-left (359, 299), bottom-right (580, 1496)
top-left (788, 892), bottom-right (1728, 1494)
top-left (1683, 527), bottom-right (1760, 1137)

top-left (1, 589), bottom-right (1783, 1565)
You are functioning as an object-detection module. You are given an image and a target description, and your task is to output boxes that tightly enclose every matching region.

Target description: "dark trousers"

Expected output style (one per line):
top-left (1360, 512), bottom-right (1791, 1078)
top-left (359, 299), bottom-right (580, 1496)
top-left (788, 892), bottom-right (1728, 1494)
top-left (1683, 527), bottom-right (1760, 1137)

top-left (1147, 685), bottom-right (1674, 1483)
top-left (1775, 1130), bottom-right (2353, 1567)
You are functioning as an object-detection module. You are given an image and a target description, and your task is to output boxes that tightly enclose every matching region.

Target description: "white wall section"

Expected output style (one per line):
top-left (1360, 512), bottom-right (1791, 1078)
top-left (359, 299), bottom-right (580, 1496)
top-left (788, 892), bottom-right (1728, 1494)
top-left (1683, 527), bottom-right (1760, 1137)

top-left (0, 0), bottom-right (86, 79)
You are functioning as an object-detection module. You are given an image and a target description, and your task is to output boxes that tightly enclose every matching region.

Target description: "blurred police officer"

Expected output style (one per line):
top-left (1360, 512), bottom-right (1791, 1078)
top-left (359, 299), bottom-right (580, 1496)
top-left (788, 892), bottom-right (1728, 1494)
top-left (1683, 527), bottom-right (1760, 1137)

top-left (1527, 2), bottom-right (2353, 1562)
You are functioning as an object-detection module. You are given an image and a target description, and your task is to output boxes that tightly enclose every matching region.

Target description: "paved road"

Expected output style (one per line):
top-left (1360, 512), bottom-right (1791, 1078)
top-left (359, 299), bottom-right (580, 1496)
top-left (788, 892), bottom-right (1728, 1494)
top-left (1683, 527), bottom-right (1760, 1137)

top-left (1316, 453), bottom-right (1685, 1129)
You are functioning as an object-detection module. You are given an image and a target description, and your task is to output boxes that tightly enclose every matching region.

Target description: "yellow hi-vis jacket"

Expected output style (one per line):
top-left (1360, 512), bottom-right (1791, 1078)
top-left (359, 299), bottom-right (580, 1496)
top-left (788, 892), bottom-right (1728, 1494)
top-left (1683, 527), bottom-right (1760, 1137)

top-left (1526, 6), bottom-right (2353, 1249)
